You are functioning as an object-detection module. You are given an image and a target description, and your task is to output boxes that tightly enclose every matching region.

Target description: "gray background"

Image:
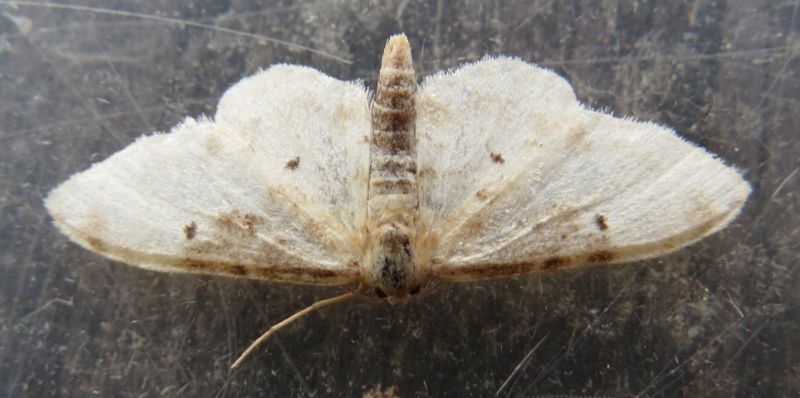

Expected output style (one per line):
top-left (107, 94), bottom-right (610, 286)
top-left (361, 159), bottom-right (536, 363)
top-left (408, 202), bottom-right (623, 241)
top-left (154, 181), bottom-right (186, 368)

top-left (1, 1), bottom-right (798, 397)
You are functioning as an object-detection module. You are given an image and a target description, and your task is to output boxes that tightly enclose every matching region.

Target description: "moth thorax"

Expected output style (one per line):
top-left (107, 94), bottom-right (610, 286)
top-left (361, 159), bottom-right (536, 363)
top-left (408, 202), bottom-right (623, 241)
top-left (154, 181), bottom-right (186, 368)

top-left (367, 34), bottom-right (419, 299)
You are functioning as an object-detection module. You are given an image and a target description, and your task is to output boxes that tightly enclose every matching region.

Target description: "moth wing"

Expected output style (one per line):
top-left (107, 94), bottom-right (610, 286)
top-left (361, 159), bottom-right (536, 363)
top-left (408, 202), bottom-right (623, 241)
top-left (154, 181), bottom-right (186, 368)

top-left (416, 57), bottom-right (750, 281)
top-left (46, 65), bottom-right (371, 285)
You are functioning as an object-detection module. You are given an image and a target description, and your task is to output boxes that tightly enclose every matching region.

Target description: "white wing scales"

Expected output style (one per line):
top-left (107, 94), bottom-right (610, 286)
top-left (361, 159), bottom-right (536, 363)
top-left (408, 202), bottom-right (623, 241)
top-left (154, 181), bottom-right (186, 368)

top-left (416, 58), bottom-right (750, 281)
top-left (46, 66), bottom-right (371, 285)
top-left (216, 65), bottom-right (371, 235)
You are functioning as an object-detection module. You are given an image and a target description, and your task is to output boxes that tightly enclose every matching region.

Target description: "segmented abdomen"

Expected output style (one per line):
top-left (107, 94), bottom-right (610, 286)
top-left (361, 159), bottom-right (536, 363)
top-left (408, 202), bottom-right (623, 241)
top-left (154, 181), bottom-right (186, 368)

top-left (368, 36), bottom-right (417, 235)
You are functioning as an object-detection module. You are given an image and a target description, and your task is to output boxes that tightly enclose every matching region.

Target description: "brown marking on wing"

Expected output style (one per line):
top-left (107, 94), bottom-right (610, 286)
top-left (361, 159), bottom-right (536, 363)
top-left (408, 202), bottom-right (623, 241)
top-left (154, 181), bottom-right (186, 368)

top-left (243, 213), bottom-right (264, 235)
top-left (475, 188), bottom-right (489, 201)
top-left (179, 257), bottom-right (337, 280)
top-left (436, 196), bottom-right (746, 283)
top-left (217, 210), bottom-right (240, 228)
top-left (543, 256), bottom-right (570, 271)
top-left (84, 214), bottom-right (109, 251)
top-left (86, 236), bottom-right (107, 251)
top-left (587, 250), bottom-right (615, 264)
top-left (490, 152), bottom-right (505, 164)
top-left (182, 260), bottom-right (205, 271)
top-left (179, 230), bottom-right (349, 282)
top-left (450, 262), bottom-right (530, 279)
top-left (183, 221), bottom-right (197, 240)
top-left (57, 216), bottom-right (353, 285)
top-left (437, 248), bottom-right (615, 281)
top-left (436, 254), bottom-right (596, 281)
top-left (595, 214), bottom-right (609, 231)
top-left (253, 265), bottom-right (337, 280)
top-left (227, 264), bottom-right (248, 276)
top-left (216, 210), bottom-right (265, 237)
top-left (285, 156), bottom-right (300, 170)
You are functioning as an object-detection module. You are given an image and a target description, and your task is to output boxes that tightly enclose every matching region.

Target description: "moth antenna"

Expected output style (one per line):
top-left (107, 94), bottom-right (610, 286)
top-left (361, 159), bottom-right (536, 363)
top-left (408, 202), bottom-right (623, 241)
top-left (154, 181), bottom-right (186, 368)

top-left (231, 284), bottom-right (367, 369)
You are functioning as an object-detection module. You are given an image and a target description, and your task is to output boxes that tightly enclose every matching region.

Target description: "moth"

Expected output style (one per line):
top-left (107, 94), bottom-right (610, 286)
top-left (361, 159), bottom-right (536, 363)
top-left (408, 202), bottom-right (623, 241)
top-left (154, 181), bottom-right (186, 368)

top-left (45, 34), bottom-right (751, 367)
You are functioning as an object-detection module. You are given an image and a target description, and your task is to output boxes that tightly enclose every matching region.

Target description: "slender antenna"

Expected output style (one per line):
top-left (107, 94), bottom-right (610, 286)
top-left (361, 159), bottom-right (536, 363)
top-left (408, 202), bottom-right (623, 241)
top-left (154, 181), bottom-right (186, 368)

top-left (342, 284), bottom-right (385, 303)
top-left (231, 284), bottom-right (367, 369)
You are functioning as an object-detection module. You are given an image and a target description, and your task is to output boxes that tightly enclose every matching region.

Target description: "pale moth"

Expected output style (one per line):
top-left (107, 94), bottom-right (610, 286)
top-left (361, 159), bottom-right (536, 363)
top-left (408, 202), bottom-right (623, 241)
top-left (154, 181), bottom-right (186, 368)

top-left (46, 34), bottom-right (751, 368)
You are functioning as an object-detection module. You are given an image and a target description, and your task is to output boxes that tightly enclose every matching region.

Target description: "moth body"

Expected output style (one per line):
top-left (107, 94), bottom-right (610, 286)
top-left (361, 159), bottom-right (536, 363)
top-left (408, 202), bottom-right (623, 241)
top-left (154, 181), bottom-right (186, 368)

top-left (366, 34), bottom-right (421, 301)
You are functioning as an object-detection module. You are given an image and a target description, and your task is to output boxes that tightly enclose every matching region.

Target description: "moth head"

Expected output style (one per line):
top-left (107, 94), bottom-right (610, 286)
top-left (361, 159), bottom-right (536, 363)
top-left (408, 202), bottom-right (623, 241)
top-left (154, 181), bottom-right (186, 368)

top-left (366, 227), bottom-right (423, 304)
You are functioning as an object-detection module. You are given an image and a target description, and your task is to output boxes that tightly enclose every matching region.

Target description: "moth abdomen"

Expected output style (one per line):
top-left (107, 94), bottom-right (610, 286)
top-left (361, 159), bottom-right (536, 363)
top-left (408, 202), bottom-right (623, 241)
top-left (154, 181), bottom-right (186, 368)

top-left (369, 34), bottom-right (417, 200)
top-left (367, 34), bottom-right (420, 299)
top-left (368, 33), bottom-right (418, 219)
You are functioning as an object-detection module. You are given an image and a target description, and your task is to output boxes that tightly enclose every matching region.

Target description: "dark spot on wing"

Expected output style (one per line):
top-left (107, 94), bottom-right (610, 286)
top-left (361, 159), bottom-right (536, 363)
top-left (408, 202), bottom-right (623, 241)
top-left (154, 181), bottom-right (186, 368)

top-left (86, 236), bottom-right (106, 251)
top-left (183, 221), bottom-right (197, 240)
top-left (476, 188), bottom-right (489, 200)
top-left (217, 211), bottom-right (239, 228)
top-left (243, 213), bottom-right (264, 235)
top-left (182, 260), bottom-right (207, 271)
top-left (84, 214), bottom-right (109, 251)
top-left (285, 156), bottom-right (300, 170)
top-left (595, 214), bottom-right (609, 231)
top-left (543, 257), bottom-right (569, 270)
top-left (227, 265), bottom-right (248, 276)
top-left (490, 152), bottom-right (505, 164)
top-left (217, 210), bottom-right (264, 236)
top-left (587, 250), bottom-right (615, 264)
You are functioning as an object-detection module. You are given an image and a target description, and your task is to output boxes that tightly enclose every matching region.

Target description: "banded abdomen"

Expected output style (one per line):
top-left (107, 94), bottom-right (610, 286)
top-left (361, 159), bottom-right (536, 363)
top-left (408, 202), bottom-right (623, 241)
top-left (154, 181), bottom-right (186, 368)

top-left (366, 34), bottom-right (419, 300)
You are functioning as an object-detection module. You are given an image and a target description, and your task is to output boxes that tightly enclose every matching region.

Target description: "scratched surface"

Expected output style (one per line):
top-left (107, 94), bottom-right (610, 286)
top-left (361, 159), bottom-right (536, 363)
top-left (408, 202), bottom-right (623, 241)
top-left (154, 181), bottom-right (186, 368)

top-left (1, 1), bottom-right (798, 397)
